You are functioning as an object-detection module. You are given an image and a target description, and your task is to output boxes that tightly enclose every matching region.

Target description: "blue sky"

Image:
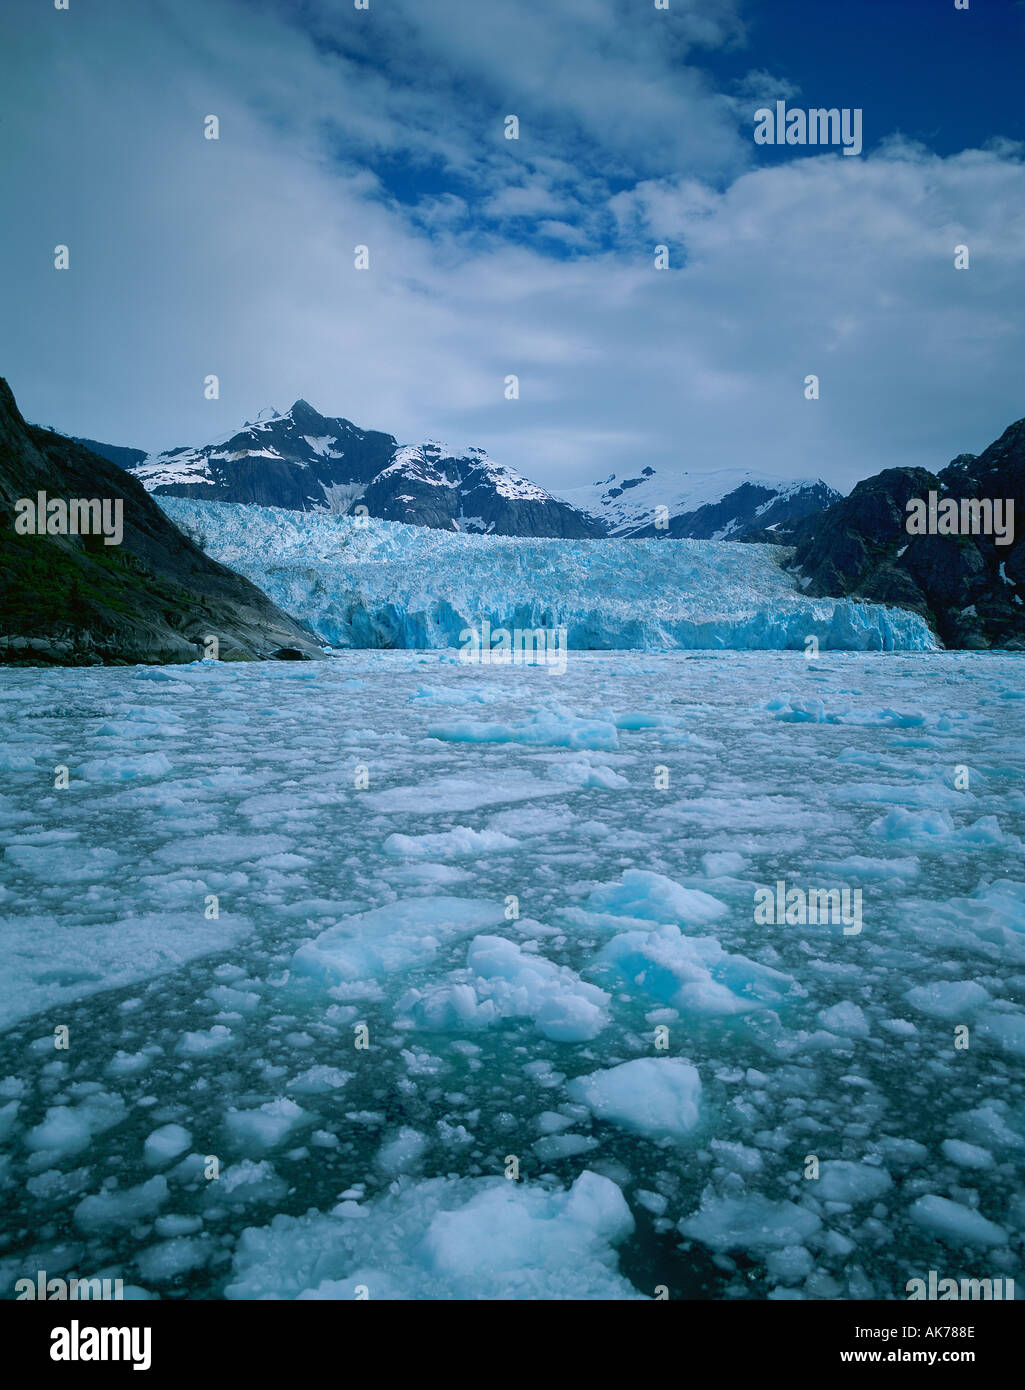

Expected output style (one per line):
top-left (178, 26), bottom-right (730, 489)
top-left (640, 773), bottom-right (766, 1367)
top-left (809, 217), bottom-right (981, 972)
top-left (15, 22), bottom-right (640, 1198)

top-left (733, 0), bottom-right (1025, 161)
top-left (1, 0), bottom-right (1023, 493)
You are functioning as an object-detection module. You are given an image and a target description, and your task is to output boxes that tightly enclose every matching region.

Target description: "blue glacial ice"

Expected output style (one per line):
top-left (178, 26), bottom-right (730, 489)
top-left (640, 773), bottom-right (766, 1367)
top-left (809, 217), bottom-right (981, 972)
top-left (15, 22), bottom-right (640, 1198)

top-left (158, 498), bottom-right (937, 651)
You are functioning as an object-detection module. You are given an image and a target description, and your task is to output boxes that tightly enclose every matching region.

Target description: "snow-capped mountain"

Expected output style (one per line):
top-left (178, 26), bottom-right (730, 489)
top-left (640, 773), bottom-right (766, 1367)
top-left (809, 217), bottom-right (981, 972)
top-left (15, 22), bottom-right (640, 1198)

top-left (559, 467), bottom-right (842, 539)
top-left (75, 400), bottom-right (602, 539)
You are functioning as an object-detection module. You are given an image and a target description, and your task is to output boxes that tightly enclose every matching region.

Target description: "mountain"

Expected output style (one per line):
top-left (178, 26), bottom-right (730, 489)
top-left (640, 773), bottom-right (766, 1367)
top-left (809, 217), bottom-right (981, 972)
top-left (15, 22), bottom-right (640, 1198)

top-left (559, 467), bottom-right (841, 539)
top-left (0, 379), bottom-right (324, 664)
top-left (79, 400), bottom-right (602, 539)
top-left (768, 420), bottom-right (1025, 650)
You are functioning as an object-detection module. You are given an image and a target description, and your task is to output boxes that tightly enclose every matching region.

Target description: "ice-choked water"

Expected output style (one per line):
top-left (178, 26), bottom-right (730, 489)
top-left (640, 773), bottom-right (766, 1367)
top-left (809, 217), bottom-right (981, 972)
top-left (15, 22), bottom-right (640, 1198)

top-left (1, 650), bottom-right (1023, 1300)
top-left (159, 498), bottom-right (937, 652)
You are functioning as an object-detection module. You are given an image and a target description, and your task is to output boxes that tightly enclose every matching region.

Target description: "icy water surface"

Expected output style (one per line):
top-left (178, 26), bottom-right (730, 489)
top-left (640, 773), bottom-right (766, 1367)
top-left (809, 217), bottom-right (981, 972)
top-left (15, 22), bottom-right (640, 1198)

top-left (0, 651), bottom-right (1023, 1299)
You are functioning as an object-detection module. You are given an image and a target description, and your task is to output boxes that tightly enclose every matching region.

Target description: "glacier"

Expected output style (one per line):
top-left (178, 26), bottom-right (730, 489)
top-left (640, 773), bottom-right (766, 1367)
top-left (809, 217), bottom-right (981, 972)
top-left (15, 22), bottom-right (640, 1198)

top-left (158, 498), bottom-right (937, 652)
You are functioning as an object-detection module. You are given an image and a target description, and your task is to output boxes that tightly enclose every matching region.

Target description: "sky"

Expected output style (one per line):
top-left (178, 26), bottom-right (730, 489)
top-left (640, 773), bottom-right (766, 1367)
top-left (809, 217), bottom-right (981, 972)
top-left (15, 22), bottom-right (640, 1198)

top-left (1, 0), bottom-right (1024, 494)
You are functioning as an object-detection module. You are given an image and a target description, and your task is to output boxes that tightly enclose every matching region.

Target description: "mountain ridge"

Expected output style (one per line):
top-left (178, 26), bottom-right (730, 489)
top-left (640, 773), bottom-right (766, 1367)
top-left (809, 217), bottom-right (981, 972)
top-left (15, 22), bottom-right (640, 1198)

top-left (740, 420), bottom-right (1025, 649)
top-left (0, 378), bottom-right (325, 664)
top-left (79, 400), bottom-right (603, 539)
top-left (76, 400), bottom-right (839, 542)
top-left (559, 467), bottom-right (842, 540)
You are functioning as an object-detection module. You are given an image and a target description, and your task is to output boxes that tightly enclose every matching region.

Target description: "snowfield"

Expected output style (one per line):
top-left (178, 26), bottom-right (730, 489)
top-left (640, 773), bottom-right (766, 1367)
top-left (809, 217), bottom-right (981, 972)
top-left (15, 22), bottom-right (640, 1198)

top-left (0, 649), bottom-right (1023, 1300)
top-left (157, 498), bottom-right (937, 652)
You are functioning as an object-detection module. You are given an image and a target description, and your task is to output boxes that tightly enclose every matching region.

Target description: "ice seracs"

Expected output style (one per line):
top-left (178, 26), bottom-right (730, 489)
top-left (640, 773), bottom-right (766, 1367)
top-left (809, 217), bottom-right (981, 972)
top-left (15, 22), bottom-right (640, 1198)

top-left (158, 497), bottom-right (936, 652)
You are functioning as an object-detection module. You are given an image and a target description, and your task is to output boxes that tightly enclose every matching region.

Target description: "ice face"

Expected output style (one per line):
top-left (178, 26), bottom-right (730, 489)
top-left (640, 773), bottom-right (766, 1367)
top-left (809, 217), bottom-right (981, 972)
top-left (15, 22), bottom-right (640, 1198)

top-left (0, 648), bottom-right (1023, 1302)
top-left (157, 498), bottom-right (937, 652)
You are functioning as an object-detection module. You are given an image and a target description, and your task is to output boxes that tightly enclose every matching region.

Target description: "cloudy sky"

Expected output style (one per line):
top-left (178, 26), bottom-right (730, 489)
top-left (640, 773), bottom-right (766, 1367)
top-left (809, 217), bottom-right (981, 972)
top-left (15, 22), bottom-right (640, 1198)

top-left (1, 0), bottom-right (1024, 493)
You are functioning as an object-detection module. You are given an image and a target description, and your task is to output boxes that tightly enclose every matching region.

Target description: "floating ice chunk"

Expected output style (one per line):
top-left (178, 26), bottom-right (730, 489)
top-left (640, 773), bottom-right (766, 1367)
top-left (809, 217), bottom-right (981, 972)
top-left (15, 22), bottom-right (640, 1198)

top-left (134, 667), bottom-right (187, 682)
top-left (428, 708), bottom-right (619, 751)
top-left (709, 1139), bottom-right (763, 1174)
top-left (584, 869), bottom-right (728, 928)
top-left (880, 1018), bottom-right (917, 1036)
top-left (74, 1176), bottom-right (169, 1233)
top-left (467, 935), bottom-right (609, 1042)
top-left (143, 1124), bottom-right (192, 1167)
top-left (135, 1236), bottom-right (211, 1282)
top-left (4, 844), bottom-right (119, 882)
top-left (225, 1098), bottom-right (306, 1151)
top-left (177, 1024), bottom-right (233, 1056)
top-left (106, 1049), bottom-right (156, 1077)
top-left (292, 897), bottom-right (507, 986)
top-left (817, 1002), bottom-right (869, 1036)
top-left (904, 981), bottom-right (991, 1018)
top-left (397, 979), bottom-right (497, 1033)
top-left (597, 923), bottom-right (794, 1016)
top-left (876, 1137), bottom-right (929, 1170)
top-left (954, 1103), bottom-right (1024, 1153)
top-left (815, 1161), bottom-right (891, 1204)
top-left (155, 1214), bottom-right (204, 1237)
top-left (907, 1195), bottom-right (1008, 1248)
top-left (701, 851), bottom-right (747, 878)
top-left (634, 1189), bottom-right (669, 1216)
top-left (207, 984), bottom-right (260, 1014)
top-left (940, 1140), bottom-right (994, 1170)
top-left (836, 706), bottom-right (927, 728)
top-left (975, 1009), bottom-right (1025, 1057)
top-left (399, 935), bottom-right (610, 1042)
top-left (547, 760), bottom-right (630, 789)
top-left (409, 684), bottom-right (503, 707)
top-left (536, 1111), bottom-right (573, 1135)
top-left (567, 1057), bottom-right (702, 1138)
top-left (226, 1170), bottom-right (640, 1300)
top-left (209, 1160), bottom-right (287, 1207)
top-left (364, 775), bottom-right (570, 815)
top-left (78, 753), bottom-right (173, 781)
top-left (25, 1092), bottom-right (127, 1156)
top-left (533, 1134), bottom-right (599, 1162)
top-left (919, 879), bottom-right (1025, 953)
top-left (383, 827), bottom-right (519, 858)
top-left (154, 833), bottom-right (293, 867)
top-left (969, 880), bottom-right (1025, 933)
top-left (286, 1066), bottom-right (353, 1095)
top-left (841, 781), bottom-right (964, 809)
top-left (0, 911), bottom-right (252, 1034)
top-left (611, 711), bottom-right (679, 731)
top-left (0, 746), bottom-right (39, 770)
top-left (774, 698), bottom-right (830, 724)
top-left (376, 1128), bottom-right (428, 1175)
top-left (765, 1245), bottom-right (814, 1284)
top-left (869, 809), bottom-right (1019, 851)
top-left (679, 1193), bottom-right (821, 1251)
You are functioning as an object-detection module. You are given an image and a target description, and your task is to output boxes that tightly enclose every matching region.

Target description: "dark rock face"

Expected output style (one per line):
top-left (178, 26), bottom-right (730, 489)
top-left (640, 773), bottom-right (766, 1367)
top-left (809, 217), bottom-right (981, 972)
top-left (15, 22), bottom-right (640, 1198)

top-left (102, 400), bottom-right (602, 539)
top-left (776, 421), bottom-right (1025, 649)
top-left (71, 438), bottom-right (148, 472)
top-left (0, 379), bottom-right (324, 665)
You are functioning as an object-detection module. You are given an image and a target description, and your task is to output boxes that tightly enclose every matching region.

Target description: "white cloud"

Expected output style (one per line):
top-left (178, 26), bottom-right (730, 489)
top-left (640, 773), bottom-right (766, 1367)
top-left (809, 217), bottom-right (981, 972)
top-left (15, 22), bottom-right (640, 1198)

top-left (1, 0), bottom-right (1023, 497)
